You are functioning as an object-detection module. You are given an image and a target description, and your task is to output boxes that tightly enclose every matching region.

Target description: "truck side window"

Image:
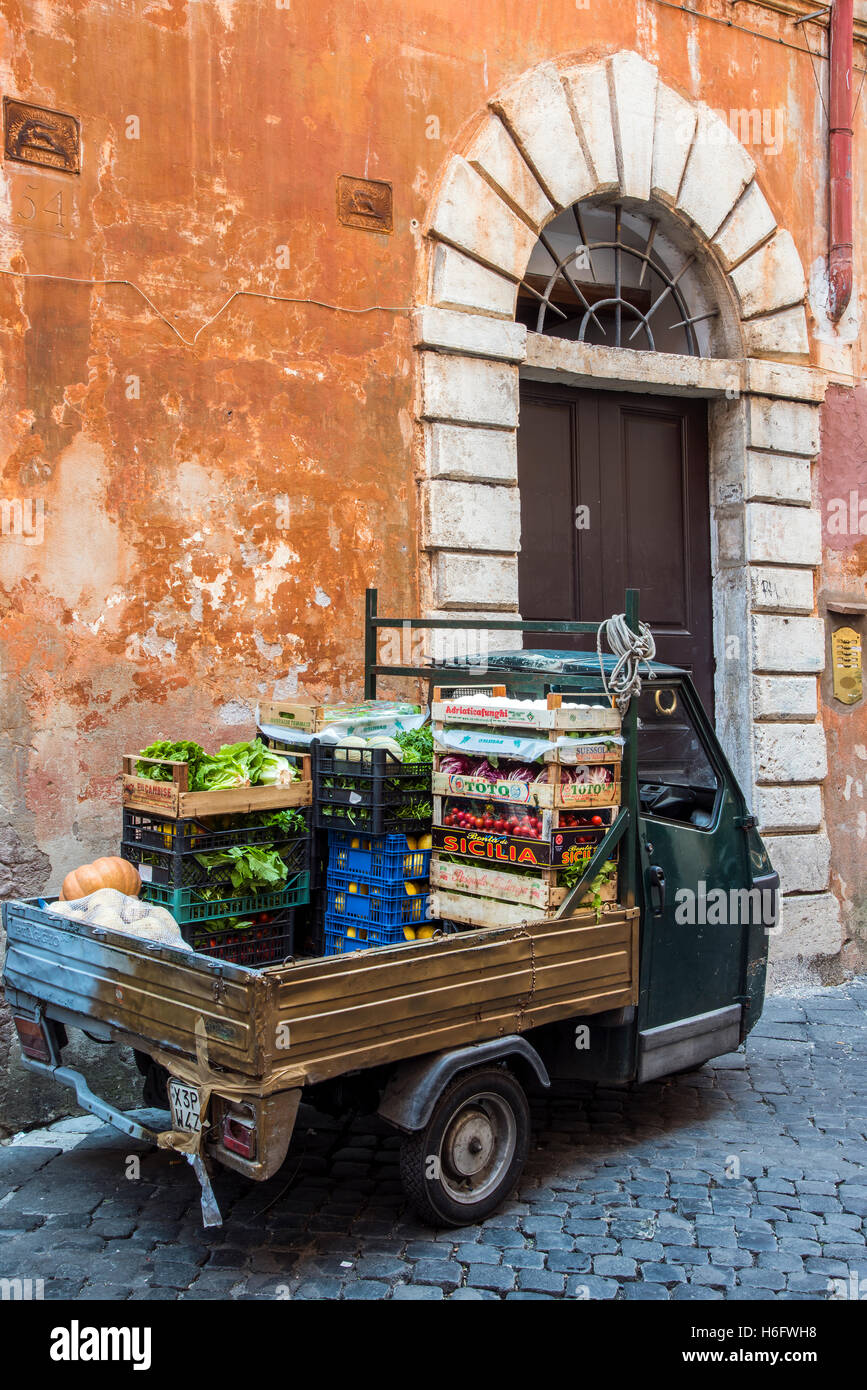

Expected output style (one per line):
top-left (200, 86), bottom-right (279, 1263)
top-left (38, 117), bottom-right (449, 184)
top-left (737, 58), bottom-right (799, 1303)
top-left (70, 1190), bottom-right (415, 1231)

top-left (636, 684), bottom-right (720, 827)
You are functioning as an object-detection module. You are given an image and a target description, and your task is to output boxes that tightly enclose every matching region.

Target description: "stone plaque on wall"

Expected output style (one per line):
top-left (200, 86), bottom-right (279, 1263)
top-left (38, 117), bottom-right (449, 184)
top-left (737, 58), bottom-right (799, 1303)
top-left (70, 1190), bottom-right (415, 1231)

top-left (337, 175), bottom-right (393, 233)
top-left (3, 97), bottom-right (80, 174)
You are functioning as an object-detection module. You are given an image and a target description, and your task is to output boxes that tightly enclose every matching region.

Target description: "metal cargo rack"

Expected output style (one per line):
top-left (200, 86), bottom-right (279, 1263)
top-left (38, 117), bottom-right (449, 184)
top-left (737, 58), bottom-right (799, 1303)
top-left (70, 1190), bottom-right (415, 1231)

top-left (362, 586), bottom-right (642, 920)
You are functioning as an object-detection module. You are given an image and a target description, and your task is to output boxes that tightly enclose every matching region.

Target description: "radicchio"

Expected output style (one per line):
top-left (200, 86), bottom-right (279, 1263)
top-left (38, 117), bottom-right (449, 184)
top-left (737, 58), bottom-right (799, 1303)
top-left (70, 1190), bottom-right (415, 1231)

top-left (438, 755), bottom-right (476, 775)
top-left (506, 763), bottom-right (539, 783)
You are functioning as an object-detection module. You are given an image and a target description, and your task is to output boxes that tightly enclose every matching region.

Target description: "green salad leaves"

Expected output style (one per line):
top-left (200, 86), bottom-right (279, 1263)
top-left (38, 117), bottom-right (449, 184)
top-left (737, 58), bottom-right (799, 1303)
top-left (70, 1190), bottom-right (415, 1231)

top-left (135, 739), bottom-right (298, 790)
top-left (194, 844), bottom-right (291, 895)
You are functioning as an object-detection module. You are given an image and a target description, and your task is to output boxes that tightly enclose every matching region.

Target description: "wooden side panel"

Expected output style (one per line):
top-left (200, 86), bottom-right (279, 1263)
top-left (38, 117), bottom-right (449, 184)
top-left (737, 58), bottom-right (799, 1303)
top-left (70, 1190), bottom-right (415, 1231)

top-left (2, 905), bottom-right (266, 1074)
top-left (3, 902), bottom-right (638, 1093)
top-left (264, 909), bottom-right (638, 1084)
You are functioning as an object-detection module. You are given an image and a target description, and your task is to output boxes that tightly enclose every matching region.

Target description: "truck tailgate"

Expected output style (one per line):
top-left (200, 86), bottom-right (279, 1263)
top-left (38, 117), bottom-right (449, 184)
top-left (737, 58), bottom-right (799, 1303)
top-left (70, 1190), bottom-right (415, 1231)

top-left (2, 901), bottom-right (270, 1076)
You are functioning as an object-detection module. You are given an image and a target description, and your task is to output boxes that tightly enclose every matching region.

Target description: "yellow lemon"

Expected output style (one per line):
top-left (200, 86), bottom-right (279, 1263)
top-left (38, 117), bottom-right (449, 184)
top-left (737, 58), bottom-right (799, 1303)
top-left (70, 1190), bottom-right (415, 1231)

top-left (417, 926), bottom-right (436, 939)
top-left (351, 837), bottom-right (360, 849)
top-left (404, 881), bottom-right (419, 896)
top-left (403, 926), bottom-right (416, 940)
top-left (348, 882), bottom-right (358, 893)
top-left (347, 925), bottom-right (356, 938)
top-left (404, 835), bottom-right (417, 851)
top-left (415, 834), bottom-right (432, 851)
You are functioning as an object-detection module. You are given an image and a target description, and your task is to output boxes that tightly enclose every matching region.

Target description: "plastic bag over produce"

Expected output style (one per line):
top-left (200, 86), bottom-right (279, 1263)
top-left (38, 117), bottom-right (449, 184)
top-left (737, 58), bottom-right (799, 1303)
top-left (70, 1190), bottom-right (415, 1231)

top-left (434, 726), bottom-right (624, 763)
top-left (262, 709), bottom-right (429, 747)
top-left (434, 726), bottom-right (554, 762)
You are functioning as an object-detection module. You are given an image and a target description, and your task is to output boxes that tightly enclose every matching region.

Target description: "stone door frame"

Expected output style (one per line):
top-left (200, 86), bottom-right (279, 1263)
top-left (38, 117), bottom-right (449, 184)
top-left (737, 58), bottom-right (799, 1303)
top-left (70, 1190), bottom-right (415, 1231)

top-left (413, 50), bottom-right (839, 965)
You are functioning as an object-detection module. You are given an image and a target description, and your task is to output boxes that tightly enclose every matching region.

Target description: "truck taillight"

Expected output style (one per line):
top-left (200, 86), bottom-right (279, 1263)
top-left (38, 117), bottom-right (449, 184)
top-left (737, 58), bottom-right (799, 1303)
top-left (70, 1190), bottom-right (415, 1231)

top-left (221, 1112), bottom-right (257, 1161)
top-left (13, 1015), bottom-right (52, 1063)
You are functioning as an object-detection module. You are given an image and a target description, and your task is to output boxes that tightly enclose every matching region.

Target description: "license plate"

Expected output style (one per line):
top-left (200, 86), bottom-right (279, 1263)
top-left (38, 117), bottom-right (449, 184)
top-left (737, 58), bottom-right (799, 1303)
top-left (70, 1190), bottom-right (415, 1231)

top-left (168, 1079), bottom-right (202, 1133)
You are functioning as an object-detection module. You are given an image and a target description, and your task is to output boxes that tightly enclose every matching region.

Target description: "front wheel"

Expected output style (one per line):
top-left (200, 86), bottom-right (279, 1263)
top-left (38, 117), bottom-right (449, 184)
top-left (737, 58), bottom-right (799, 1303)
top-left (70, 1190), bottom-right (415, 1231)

top-left (399, 1067), bottom-right (530, 1227)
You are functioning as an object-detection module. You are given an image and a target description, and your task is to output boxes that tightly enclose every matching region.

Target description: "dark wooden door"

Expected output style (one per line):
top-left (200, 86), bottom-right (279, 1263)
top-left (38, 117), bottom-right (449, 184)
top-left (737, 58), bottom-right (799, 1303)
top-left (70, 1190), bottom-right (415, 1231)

top-left (517, 384), bottom-right (714, 715)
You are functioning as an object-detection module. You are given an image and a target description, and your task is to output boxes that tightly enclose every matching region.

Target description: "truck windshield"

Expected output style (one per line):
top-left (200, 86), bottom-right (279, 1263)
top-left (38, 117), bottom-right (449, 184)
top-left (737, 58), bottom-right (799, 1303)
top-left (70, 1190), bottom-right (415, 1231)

top-left (636, 683), bottom-right (719, 794)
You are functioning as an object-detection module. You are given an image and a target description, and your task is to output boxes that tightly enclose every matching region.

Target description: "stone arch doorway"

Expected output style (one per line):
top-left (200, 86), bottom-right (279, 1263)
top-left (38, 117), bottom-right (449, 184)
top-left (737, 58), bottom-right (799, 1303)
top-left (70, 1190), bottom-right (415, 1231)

top-left (414, 49), bottom-right (841, 962)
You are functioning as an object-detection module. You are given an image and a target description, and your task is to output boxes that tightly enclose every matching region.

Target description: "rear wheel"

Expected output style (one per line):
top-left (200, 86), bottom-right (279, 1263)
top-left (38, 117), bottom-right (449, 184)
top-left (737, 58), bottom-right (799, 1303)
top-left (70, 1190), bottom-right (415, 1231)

top-left (399, 1067), bottom-right (530, 1227)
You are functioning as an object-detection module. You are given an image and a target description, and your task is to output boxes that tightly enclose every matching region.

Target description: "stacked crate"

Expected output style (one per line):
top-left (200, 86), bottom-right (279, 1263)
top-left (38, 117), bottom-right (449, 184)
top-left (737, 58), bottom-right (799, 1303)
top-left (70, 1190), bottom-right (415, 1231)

top-left (259, 699), bottom-right (428, 950)
top-left (429, 688), bottom-right (622, 928)
top-left (120, 750), bottom-right (312, 966)
top-left (323, 830), bottom-right (432, 955)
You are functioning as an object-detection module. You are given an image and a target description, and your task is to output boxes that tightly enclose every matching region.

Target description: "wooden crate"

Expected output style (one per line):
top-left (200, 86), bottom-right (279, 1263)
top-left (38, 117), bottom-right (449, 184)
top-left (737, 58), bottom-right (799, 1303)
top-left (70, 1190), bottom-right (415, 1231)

top-left (122, 753), bottom-right (312, 818)
top-left (433, 821), bottom-right (609, 871)
top-left (433, 764), bottom-right (620, 809)
top-left (432, 688), bottom-right (620, 734)
top-left (431, 879), bottom-right (619, 929)
top-left (259, 698), bottom-right (422, 735)
top-left (431, 856), bottom-right (567, 911)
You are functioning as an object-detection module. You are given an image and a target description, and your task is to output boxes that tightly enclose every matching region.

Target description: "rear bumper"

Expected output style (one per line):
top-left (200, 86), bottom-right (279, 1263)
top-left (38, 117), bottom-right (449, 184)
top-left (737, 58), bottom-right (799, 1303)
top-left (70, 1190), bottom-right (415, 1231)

top-left (17, 1050), bottom-right (168, 1147)
top-left (16, 1026), bottom-right (301, 1183)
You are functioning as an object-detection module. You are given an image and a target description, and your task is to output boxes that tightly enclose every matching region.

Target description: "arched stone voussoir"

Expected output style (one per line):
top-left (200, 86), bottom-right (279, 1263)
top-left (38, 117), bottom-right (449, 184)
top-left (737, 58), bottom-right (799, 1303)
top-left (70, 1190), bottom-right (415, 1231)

top-left (427, 155), bottom-right (538, 282)
top-left (743, 305), bottom-right (810, 360)
top-left (676, 103), bottom-right (756, 242)
top-left (490, 60), bottom-right (595, 210)
top-left (713, 180), bottom-right (778, 272)
top-left (465, 113), bottom-right (554, 231)
top-left (607, 50), bottom-right (659, 203)
top-left (560, 60), bottom-right (619, 195)
top-left (729, 230), bottom-right (808, 321)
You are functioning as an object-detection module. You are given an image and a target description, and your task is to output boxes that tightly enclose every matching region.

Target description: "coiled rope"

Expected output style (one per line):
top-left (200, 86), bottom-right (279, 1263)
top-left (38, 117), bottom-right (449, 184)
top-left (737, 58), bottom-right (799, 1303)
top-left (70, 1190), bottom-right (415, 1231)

top-left (596, 613), bottom-right (657, 713)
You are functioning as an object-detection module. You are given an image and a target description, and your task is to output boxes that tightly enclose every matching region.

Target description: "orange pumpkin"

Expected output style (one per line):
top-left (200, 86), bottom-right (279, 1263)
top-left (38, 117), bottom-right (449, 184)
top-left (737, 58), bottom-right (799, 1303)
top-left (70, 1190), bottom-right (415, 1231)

top-left (60, 856), bottom-right (142, 901)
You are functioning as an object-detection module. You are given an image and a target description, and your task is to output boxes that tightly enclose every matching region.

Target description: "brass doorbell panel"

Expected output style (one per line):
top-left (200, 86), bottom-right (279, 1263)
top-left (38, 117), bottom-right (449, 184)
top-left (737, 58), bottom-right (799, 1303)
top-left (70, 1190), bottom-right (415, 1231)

top-left (832, 625), bottom-right (863, 705)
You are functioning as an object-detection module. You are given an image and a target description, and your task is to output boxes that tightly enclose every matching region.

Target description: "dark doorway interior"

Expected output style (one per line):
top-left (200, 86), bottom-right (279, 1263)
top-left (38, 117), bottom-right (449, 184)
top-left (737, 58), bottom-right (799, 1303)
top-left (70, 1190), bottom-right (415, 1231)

top-left (517, 383), bottom-right (714, 717)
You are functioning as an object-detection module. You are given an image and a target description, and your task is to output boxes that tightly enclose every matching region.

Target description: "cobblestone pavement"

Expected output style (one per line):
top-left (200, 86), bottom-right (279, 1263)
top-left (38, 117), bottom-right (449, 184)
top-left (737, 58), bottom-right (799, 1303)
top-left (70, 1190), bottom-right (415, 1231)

top-left (1, 979), bottom-right (866, 1302)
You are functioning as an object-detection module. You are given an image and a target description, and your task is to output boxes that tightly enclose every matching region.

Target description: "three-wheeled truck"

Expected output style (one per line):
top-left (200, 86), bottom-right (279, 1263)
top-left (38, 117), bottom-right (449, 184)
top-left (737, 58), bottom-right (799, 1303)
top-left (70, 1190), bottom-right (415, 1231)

top-left (1, 592), bottom-right (778, 1226)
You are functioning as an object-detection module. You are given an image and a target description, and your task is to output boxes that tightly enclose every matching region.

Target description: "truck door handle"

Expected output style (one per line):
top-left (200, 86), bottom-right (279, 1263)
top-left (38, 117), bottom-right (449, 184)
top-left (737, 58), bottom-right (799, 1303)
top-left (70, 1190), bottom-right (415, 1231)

top-left (647, 864), bottom-right (666, 917)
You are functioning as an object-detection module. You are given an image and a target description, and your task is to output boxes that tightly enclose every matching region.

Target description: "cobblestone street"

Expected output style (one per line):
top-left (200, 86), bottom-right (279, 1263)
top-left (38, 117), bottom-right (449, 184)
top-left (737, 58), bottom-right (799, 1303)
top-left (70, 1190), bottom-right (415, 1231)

top-left (2, 979), bottom-right (866, 1302)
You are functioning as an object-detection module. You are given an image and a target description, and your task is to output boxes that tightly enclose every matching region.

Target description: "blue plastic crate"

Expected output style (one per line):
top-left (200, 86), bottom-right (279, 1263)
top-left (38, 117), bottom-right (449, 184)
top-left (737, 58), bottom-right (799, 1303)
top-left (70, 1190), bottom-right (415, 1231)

top-left (326, 869), bottom-right (430, 926)
top-left (323, 911), bottom-right (408, 955)
top-left (327, 830), bottom-right (430, 884)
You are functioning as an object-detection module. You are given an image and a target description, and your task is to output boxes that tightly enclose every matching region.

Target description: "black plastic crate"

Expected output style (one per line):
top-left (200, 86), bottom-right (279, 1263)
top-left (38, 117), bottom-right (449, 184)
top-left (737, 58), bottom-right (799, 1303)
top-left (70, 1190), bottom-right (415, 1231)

top-left (188, 909), bottom-right (296, 966)
top-left (123, 832), bottom-right (309, 892)
top-left (313, 742), bottom-right (432, 836)
top-left (122, 806), bottom-right (308, 855)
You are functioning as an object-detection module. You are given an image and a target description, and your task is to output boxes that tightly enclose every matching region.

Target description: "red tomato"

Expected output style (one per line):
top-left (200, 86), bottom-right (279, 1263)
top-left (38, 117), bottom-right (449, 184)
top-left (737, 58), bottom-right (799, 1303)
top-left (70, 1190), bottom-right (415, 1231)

top-left (591, 815), bottom-right (603, 826)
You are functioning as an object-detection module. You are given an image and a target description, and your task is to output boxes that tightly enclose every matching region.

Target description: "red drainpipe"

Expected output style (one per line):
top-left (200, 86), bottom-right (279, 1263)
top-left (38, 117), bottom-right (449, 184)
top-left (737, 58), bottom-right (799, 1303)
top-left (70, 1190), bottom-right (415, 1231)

top-left (828, 0), bottom-right (854, 322)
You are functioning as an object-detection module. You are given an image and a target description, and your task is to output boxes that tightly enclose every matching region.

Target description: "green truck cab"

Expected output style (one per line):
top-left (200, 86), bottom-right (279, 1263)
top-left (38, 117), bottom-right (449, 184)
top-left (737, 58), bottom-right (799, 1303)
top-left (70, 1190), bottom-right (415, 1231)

top-left (1, 592), bottom-right (777, 1228)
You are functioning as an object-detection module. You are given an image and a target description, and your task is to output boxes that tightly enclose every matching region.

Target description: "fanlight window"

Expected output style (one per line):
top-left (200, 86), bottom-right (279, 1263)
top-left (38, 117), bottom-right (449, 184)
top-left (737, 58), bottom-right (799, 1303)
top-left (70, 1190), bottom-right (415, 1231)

top-left (516, 201), bottom-right (720, 357)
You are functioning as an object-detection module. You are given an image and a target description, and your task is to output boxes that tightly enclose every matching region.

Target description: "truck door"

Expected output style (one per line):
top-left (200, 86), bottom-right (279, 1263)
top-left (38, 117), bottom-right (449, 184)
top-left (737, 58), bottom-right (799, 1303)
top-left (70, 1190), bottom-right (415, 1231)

top-left (635, 678), bottom-right (759, 1077)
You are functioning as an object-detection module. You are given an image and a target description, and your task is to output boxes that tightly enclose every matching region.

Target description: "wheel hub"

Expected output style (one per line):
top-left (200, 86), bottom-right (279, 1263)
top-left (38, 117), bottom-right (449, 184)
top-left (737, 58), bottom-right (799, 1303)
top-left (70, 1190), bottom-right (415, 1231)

top-left (437, 1090), bottom-right (518, 1204)
top-left (445, 1107), bottom-right (496, 1177)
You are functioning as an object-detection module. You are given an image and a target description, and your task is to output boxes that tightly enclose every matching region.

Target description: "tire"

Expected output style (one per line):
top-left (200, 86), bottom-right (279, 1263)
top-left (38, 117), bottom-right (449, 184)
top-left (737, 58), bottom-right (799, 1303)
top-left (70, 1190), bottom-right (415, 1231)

top-left (399, 1066), bottom-right (531, 1228)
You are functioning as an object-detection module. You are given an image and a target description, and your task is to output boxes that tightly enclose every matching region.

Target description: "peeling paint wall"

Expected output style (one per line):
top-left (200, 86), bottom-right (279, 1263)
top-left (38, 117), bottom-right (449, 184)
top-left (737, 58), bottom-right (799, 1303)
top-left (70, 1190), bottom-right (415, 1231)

top-left (0, 0), bottom-right (865, 1128)
top-left (818, 384), bottom-right (867, 975)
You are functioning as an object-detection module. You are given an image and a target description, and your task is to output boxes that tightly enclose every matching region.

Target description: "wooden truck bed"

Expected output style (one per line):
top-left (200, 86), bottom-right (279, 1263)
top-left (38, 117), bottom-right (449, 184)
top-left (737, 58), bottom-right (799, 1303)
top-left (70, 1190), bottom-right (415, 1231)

top-left (2, 900), bottom-right (638, 1089)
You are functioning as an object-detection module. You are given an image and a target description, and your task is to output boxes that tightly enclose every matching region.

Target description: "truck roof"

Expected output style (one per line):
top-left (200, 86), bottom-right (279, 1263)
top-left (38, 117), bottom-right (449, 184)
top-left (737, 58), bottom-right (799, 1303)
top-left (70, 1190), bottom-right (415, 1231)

top-left (441, 648), bottom-right (688, 678)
